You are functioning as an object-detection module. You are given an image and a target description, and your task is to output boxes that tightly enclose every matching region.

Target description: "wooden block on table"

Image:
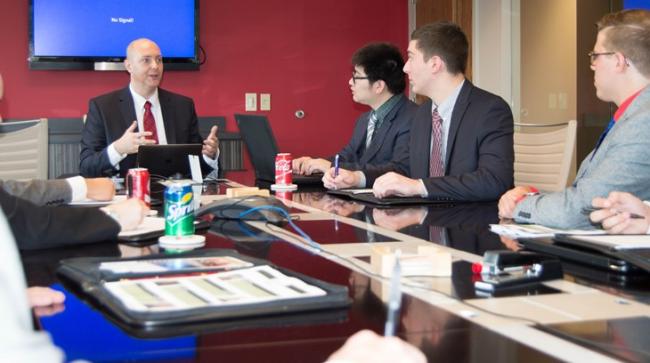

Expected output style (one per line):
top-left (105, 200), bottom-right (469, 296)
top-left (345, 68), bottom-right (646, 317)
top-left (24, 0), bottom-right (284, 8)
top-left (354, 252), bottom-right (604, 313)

top-left (370, 245), bottom-right (452, 278)
top-left (226, 187), bottom-right (270, 198)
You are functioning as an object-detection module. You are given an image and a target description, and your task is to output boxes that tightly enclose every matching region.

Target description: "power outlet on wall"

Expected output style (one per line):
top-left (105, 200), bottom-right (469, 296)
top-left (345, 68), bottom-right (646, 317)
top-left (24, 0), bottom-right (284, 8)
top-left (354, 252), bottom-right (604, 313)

top-left (245, 93), bottom-right (257, 111)
top-left (260, 93), bottom-right (271, 111)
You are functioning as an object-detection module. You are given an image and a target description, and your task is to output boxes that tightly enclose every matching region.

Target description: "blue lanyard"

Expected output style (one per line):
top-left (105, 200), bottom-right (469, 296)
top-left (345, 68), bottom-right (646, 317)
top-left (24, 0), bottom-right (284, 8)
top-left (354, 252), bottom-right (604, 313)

top-left (590, 117), bottom-right (616, 161)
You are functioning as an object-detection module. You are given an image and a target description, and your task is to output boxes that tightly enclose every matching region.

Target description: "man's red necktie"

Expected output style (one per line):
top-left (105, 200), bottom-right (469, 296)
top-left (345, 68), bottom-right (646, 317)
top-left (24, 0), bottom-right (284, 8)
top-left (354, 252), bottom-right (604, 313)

top-left (143, 101), bottom-right (159, 144)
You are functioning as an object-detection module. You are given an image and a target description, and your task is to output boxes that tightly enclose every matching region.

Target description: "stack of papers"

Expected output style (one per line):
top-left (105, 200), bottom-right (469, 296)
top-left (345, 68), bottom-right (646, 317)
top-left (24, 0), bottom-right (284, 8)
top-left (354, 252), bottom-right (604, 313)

top-left (68, 195), bottom-right (127, 206)
top-left (118, 217), bottom-right (165, 238)
top-left (489, 224), bottom-right (605, 239)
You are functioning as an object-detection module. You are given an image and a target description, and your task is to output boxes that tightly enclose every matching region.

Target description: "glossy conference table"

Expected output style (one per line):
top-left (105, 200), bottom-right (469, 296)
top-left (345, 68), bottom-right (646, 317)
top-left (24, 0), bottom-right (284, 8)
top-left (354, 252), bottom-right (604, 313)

top-left (21, 180), bottom-right (650, 362)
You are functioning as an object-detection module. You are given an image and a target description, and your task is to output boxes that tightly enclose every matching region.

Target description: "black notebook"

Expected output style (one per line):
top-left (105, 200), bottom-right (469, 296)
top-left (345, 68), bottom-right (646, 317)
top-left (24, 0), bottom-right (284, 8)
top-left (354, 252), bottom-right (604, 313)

top-left (57, 249), bottom-right (350, 329)
top-left (519, 235), bottom-right (650, 273)
top-left (327, 189), bottom-right (456, 206)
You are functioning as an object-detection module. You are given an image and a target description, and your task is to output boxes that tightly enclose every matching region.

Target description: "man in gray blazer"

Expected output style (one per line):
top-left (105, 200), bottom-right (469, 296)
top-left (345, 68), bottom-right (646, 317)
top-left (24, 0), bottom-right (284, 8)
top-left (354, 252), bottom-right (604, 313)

top-left (292, 43), bottom-right (416, 175)
top-left (0, 177), bottom-right (114, 206)
top-left (499, 9), bottom-right (650, 229)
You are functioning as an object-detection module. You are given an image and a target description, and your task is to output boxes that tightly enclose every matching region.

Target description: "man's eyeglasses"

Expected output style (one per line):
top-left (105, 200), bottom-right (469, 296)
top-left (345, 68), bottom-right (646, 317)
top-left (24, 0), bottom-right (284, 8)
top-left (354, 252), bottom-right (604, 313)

top-left (351, 74), bottom-right (369, 84)
top-left (588, 51), bottom-right (615, 63)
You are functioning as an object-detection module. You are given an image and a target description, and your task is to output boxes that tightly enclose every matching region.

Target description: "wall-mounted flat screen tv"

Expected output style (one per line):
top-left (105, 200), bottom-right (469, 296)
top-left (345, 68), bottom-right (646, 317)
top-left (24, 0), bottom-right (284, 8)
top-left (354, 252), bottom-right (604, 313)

top-left (29, 0), bottom-right (199, 70)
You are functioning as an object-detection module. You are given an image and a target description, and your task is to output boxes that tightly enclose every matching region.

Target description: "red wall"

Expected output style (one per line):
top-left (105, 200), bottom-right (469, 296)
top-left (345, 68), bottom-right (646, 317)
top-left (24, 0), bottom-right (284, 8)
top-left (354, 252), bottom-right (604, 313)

top-left (0, 1), bottom-right (408, 183)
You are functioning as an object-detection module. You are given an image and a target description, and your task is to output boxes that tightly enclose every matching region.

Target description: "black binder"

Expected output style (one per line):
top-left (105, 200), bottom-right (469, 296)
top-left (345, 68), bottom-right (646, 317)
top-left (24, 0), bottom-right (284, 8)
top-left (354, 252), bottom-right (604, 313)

top-left (519, 235), bottom-right (650, 273)
top-left (57, 249), bottom-right (350, 330)
top-left (327, 189), bottom-right (456, 206)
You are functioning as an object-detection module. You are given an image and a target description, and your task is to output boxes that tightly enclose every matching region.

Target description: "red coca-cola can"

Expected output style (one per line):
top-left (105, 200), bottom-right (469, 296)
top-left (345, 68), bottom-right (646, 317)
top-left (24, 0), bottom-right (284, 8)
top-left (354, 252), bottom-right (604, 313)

top-left (275, 153), bottom-right (293, 185)
top-left (126, 168), bottom-right (151, 207)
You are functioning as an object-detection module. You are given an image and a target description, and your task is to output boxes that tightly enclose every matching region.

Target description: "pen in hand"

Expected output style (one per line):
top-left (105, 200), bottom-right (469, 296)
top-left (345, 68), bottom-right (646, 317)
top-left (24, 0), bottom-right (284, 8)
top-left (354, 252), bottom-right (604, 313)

top-left (581, 206), bottom-right (645, 219)
top-left (334, 154), bottom-right (340, 177)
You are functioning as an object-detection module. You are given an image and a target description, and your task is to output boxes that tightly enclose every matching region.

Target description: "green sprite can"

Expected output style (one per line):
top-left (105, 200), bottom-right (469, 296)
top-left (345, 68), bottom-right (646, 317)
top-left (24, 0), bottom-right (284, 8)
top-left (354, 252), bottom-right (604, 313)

top-left (164, 182), bottom-right (195, 236)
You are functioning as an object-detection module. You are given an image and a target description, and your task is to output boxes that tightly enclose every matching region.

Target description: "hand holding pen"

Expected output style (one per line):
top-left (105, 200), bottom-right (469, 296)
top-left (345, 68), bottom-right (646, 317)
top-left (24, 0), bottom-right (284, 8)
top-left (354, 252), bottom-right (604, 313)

top-left (581, 206), bottom-right (644, 219)
top-left (589, 192), bottom-right (650, 234)
top-left (334, 154), bottom-right (340, 177)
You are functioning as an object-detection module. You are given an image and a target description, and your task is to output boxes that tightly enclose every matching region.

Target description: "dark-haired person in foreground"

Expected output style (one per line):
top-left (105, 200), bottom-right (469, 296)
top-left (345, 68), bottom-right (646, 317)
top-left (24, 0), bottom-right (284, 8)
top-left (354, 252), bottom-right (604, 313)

top-left (324, 22), bottom-right (514, 202)
top-left (293, 42), bottom-right (416, 175)
top-left (499, 9), bottom-right (650, 229)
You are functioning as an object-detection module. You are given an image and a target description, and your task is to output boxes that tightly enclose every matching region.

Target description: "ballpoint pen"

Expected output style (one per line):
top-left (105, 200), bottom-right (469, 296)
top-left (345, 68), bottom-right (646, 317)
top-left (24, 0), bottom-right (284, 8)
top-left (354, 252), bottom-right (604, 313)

top-left (384, 250), bottom-right (402, 337)
top-left (581, 206), bottom-right (645, 219)
top-left (334, 154), bottom-right (340, 177)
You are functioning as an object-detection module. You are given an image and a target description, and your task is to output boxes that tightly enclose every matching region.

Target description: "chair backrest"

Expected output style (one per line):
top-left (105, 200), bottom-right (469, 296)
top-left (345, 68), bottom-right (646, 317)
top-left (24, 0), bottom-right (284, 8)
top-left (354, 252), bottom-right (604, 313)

top-left (234, 114), bottom-right (279, 182)
top-left (0, 118), bottom-right (49, 180)
top-left (514, 120), bottom-right (577, 192)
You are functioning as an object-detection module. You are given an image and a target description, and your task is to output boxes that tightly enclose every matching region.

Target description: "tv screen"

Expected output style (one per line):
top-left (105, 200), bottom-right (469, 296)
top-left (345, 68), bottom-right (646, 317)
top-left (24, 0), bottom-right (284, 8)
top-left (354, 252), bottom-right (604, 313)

top-left (29, 0), bottom-right (199, 70)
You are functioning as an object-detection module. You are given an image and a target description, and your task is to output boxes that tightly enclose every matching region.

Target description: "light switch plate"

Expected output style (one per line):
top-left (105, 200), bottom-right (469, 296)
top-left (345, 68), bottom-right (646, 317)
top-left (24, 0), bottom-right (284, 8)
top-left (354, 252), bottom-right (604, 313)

top-left (245, 93), bottom-right (257, 111)
top-left (260, 93), bottom-right (271, 111)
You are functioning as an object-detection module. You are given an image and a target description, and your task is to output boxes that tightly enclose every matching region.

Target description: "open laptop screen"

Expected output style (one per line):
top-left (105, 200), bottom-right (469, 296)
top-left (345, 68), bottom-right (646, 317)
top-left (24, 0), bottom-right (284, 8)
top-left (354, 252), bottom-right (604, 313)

top-left (136, 144), bottom-right (202, 179)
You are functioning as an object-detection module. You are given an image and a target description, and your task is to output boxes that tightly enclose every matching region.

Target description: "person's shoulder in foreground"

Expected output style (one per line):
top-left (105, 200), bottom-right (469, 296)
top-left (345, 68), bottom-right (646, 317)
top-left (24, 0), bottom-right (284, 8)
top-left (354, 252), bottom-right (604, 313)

top-left (0, 208), bottom-right (64, 362)
top-left (326, 330), bottom-right (426, 363)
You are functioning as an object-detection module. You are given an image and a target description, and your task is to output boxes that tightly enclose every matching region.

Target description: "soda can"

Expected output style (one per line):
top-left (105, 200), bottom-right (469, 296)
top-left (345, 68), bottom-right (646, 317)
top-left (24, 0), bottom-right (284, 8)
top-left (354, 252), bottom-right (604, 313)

top-left (126, 168), bottom-right (150, 207)
top-left (275, 153), bottom-right (293, 185)
top-left (164, 182), bottom-right (195, 237)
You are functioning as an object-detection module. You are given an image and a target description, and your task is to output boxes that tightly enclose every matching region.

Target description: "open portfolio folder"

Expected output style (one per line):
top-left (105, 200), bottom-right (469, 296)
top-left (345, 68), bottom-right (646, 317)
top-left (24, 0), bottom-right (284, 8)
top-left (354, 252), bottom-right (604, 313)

top-left (327, 188), bottom-right (456, 206)
top-left (491, 223), bottom-right (650, 271)
top-left (489, 223), bottom-right (605, 239)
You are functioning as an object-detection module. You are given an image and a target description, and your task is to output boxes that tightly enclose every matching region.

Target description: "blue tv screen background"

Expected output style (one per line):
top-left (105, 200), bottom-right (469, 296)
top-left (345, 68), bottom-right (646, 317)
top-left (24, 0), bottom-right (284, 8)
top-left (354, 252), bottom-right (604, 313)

top-left (624, 0), bottom-right (650, 10)
top-left (32, 0), bottom-right (196, 58)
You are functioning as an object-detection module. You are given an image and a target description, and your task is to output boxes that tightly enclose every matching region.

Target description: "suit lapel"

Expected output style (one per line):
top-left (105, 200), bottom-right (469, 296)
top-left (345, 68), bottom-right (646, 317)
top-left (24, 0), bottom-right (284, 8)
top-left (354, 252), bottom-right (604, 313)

top-left (362, 96), bottom-right (404, 163)
top-left (445, 81), bottom-right (473, 168)
top-left (119, 87), bottom-right (137, 131)
top-left (413, 99), bottom-right (433, 178)
top-left (159, 89), bottom-right (175, 143)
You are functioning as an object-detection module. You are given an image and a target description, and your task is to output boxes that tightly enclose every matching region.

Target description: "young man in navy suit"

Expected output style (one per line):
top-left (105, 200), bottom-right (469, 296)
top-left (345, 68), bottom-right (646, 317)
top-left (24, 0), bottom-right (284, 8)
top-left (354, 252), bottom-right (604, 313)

top-left (80, 38), bottom-right (219, 178)
top-left (292, 43), bottom-right (417, 175)
top-left (324, 22), bottom-right (514, 202)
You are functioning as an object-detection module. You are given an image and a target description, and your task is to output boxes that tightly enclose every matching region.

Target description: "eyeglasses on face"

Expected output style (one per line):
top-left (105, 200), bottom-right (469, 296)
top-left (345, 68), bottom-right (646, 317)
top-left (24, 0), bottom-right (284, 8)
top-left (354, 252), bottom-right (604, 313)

top-left (351, 73), bottom-right (369, 84)
top-left (588, 51), bottom-right (615, 63)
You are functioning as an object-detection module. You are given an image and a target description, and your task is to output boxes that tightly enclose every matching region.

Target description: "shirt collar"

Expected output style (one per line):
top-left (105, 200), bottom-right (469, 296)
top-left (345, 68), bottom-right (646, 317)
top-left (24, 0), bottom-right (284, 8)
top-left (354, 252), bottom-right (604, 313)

top-left (433, 79), bottom-right (465, 119)
top-left (373, 94), bottom-right (402, 124)
top-left (129, 84), bottom-right (160, 111)
top-left (614, 86), bottom-right (646, 122)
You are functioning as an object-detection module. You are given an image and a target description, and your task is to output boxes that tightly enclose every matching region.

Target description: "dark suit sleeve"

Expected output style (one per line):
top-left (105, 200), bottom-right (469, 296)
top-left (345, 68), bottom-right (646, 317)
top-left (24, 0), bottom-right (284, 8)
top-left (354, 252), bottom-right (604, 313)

top-left (333, 114), bottom-right (368, 169)
top-left (422, 97), bottom-right (514, 201)
top-left (0, 188), bottom-right (120, 250)
top-left (360, 120), bottom-right (411, 186)
top-left (80, 98), bottom-right (117, 177)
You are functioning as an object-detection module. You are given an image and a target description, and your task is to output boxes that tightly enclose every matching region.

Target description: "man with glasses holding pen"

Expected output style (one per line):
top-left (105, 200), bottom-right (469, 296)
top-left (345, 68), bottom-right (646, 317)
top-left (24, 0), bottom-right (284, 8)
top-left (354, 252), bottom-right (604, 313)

top-left (293, 42), bottom-right (417, 176)
top-left (499, 9), bottom-right (650, 229)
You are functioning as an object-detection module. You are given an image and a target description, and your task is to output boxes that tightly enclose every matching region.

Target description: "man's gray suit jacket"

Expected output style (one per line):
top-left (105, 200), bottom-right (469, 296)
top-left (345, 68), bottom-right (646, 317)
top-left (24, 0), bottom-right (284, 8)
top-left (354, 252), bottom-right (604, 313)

top-left (514, 87), bottom-right (650, 229)
top-left (0, 179), bottom-right (71, 206)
